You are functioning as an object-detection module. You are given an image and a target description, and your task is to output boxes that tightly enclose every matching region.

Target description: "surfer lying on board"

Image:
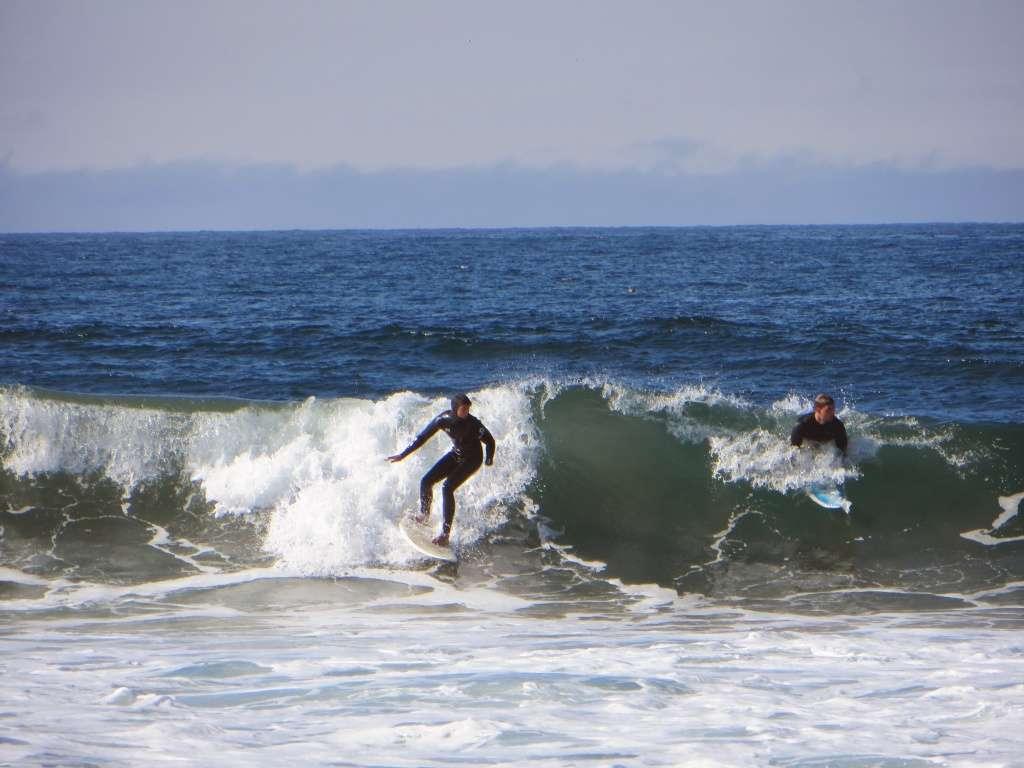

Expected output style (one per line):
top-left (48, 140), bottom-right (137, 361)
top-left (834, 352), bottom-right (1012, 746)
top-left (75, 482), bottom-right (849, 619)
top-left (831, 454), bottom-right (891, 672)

top-left (388, 393), bottom-right (496, 546)
top-left (791, 393), bottom-right (848, 455)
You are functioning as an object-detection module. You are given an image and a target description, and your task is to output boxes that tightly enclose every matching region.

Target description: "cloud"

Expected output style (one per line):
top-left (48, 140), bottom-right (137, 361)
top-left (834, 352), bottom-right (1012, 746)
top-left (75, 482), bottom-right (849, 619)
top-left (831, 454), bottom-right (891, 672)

top-left (1, 159), bottom-right (1022, 232)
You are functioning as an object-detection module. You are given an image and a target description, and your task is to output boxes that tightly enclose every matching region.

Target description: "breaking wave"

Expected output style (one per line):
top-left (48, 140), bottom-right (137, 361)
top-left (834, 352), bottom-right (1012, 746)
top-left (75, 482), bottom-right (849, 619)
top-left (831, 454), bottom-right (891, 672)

top-left (2, 382), bottom-right (1022, 602)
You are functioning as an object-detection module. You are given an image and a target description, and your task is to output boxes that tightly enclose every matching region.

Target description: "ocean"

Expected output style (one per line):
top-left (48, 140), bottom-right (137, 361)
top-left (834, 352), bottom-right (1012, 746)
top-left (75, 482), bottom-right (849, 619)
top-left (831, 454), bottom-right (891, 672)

top-left (2, 225), bottom-right (1023, 766)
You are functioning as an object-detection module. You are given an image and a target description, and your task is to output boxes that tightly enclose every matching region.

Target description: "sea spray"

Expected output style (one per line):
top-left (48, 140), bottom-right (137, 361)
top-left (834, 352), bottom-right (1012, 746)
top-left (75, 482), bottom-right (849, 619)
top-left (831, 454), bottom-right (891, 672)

top-left (259, 387), bottom-right (541, 572)
top-left (1, 384), bottom-right (542, 573)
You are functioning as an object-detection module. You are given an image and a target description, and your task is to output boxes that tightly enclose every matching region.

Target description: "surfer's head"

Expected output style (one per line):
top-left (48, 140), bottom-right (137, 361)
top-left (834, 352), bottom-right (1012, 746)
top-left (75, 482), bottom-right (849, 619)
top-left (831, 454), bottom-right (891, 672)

top-left (451, 393), bottom-right (472, 418)
top-left (813, 393), bottom-right (836, 423)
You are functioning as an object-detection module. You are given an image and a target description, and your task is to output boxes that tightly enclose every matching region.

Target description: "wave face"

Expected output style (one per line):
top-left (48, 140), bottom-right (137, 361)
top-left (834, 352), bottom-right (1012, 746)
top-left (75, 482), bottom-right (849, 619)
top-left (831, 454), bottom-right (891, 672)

top-left (538, 386), bottom-right (1024, 606)
top-left (3, 383), bottom-right (1022, 605)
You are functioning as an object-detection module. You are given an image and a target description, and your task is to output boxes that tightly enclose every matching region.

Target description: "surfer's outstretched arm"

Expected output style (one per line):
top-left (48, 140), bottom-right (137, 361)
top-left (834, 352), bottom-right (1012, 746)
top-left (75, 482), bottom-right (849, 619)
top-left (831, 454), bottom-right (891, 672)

top-left (388, 416), bottom-right (444, 462)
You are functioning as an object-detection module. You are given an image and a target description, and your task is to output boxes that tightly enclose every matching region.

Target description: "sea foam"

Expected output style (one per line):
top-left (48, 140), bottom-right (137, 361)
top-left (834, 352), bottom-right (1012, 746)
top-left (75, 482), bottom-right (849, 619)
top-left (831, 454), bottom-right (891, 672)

top-left (0, 385), bottom-right (541, 573)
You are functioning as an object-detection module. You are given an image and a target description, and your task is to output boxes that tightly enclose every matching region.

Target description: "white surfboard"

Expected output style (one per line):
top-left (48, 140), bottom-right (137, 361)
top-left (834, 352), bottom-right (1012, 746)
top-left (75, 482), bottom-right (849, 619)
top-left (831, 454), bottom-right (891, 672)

top-left (805, 484), bottom-right (852, 514)
top-left (399, 517), bottom-right (457, 562)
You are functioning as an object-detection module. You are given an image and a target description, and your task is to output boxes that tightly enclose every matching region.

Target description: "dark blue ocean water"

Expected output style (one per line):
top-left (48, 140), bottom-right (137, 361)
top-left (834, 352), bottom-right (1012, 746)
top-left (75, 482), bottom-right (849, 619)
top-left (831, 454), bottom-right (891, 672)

top-left (3, 225), bottom-right (1022, 423)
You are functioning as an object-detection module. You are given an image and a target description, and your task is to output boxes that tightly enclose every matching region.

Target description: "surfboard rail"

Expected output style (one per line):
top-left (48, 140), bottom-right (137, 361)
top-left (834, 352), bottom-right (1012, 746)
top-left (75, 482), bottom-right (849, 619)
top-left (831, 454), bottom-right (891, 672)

top-left (399, 517), bottom-right (457, 562)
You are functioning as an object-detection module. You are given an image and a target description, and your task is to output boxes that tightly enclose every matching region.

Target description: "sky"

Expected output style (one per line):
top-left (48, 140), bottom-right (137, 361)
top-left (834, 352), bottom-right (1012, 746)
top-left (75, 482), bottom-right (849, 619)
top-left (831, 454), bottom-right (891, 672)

top-left (1, 0), bottom-right (1022, 230)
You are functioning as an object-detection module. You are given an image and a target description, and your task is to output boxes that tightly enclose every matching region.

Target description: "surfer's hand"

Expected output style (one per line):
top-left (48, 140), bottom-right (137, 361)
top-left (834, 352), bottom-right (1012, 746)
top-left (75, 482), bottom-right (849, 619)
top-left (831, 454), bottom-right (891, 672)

top-left (485, 458), bottom-right (493, 466)
top-left (387, 454), bottom-right (404, 463)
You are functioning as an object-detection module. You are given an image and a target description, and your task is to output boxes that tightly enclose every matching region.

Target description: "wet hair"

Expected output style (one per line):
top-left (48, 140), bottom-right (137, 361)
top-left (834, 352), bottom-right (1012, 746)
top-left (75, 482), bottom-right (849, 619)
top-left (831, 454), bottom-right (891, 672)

top-left (813, 393), bottom-right (835, 409)
top-left (451, 393), bottom-right (472, 411)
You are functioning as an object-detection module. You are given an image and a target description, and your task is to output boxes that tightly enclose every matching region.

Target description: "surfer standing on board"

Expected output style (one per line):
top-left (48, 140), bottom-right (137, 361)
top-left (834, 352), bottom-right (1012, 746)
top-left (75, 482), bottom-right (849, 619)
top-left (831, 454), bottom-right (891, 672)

top-left (388, 393), bottom-right (496, 546)
top-left (791, 393), bottom-right (848, 455)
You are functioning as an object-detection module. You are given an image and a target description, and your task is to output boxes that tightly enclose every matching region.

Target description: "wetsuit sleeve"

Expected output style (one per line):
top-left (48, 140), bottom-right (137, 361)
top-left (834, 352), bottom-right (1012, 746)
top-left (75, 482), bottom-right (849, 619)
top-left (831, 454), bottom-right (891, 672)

top-left (399, 415), bottom-right (444, 458)
top-left (479, 423), bottom-right (496, 465)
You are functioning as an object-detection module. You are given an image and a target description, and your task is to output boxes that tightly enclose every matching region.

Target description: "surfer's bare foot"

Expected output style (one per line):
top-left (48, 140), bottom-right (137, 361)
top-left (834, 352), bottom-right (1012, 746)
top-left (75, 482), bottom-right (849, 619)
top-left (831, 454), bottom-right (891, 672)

top-left (431, 534), bottom-right (449, 547)
top-left (414, 513), bottom-right (429, 524)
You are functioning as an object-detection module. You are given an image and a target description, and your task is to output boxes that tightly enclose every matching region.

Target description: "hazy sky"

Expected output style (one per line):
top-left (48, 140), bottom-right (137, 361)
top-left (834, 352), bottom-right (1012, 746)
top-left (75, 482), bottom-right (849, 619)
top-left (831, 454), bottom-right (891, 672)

top-left (1, 1), bottom-right (1022, 229)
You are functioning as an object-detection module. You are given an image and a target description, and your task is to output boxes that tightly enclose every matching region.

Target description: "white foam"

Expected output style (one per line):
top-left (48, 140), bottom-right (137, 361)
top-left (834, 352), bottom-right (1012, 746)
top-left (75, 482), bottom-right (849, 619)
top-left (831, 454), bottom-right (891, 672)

top-left (102, 687), bottom-right (138, 706)
top-left (0, 566), bottom-right (50, 586)
top-left (851, 409), bottom-right (980, 470)
top-left (145, 525), bottom-right (221, 574)
top-left (706, 507), bottom-right (761, 567)
top-left (0, 387), bottom-right (184, 487)
top-left (6, 587), bottom-right (1022, 767)
top-left (540, 539), bottom-right (608, 573)
top-left (961, 490), bottom-right (1024, 547)
top-left (770, 392), bottom-right (813, 416)
top-left (600, 381), bottom-right (760, 447)
top-left (256, 387), bottom-right (540, 574)
top-left (604, 578), bottom-right (681, 610)
top-left (993, 491), bottom-right (1024, 529)
top-left (0, 385), bottom-right (542, 574)
top-left (0, 568), bottom-right (280, 613)
top-left (709, 429), bottom-right (857, 494)
top-left (964, 579), bottom-right (1024, 602)
top-left (605, 381), bottom-right (752, 416)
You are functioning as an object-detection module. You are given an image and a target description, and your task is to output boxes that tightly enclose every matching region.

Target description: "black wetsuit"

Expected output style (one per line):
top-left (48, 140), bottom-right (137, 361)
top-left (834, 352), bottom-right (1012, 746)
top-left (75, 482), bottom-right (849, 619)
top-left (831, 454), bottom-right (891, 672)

top-left (790, 413), bottom-right (848, 454)
top-left (397, 410), bottom-right (496, 537)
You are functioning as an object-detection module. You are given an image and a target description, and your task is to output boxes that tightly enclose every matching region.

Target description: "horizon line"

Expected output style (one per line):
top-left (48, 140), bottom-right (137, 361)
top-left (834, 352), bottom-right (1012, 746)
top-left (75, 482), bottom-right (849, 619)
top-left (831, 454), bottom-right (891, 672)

top-left (4, 220), bottom-right (1024, 236)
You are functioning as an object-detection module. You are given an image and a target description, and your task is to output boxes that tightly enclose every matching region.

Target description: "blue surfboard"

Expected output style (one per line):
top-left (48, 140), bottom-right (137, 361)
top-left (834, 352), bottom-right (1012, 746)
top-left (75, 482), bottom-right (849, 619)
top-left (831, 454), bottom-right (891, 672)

top-left (805, 484), bottom-right (852, 513)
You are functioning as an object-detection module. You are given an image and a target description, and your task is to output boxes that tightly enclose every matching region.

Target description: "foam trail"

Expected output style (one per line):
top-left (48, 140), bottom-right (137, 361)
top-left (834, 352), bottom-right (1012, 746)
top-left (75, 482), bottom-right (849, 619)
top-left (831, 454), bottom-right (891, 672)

top-left (961, 491), bottom-right (1024, 546)
top-left (603, 381), bottom-right (752, 444)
